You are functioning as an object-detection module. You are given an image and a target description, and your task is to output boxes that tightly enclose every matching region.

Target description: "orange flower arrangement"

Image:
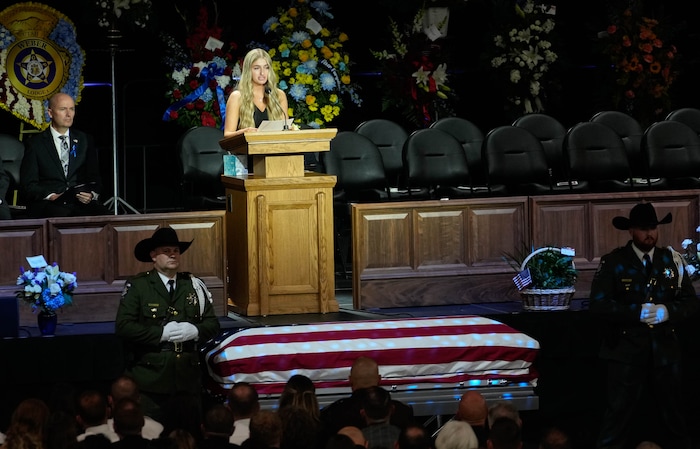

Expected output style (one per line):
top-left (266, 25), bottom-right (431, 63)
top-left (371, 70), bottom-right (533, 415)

top-left (603, 8), bottom-right (678, 125)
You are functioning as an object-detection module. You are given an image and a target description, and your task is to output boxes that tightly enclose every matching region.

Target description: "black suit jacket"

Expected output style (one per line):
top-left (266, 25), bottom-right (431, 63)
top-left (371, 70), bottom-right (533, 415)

top-left (0, 158), bottom-right (10, 219)
top-left (589, 241), bottom-right (699, 366)
top-left (0, 157), bottom-right (8, 199)
top-left (20, 127), bottom-right (102, 203)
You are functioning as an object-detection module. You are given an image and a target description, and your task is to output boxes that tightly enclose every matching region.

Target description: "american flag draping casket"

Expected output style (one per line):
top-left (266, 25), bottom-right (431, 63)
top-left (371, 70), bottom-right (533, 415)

top-left (204, 315), bottom-right (540, 398)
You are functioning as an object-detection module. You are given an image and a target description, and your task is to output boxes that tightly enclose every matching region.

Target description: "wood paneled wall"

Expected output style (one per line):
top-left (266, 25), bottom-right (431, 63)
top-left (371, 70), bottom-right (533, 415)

top-left (0, 211), bottom-right (226, 326)
top-left (352, 190), bottom-right (700, 309)
top-left (4, 190), bottom-right (699, 321)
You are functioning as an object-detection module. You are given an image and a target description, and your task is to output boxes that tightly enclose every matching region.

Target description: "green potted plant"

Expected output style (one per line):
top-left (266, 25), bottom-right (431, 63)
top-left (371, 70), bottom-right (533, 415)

top-left (507, 246), bottom-right (577, 310)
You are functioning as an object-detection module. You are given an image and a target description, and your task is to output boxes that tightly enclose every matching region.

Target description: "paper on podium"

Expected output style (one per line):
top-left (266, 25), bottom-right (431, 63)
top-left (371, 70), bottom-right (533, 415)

top-left (257, 118), bottom-right (295, 132)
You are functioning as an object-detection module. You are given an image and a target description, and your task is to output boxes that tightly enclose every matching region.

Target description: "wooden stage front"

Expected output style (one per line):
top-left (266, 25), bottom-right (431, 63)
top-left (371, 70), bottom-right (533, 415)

top-left (351, 190), bottom-right (700, 309)
top-left (1, 189), bottom-right (699, 326)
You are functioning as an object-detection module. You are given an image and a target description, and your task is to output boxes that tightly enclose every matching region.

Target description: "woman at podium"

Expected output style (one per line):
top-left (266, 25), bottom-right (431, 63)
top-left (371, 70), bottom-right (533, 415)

top-left (224, 48), bottom-right (289, 137)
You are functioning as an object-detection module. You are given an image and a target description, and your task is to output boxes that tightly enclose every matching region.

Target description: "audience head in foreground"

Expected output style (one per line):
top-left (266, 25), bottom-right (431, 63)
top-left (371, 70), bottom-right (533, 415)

top-left (435, 420), bottom-right (478, 449)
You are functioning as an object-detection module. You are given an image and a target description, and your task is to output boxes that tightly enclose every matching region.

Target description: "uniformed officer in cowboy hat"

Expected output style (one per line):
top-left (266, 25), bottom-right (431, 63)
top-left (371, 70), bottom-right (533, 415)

top-left (591, 202), bottom-right (698, 449)
top-left (115, 226), bottom-right (220, 421)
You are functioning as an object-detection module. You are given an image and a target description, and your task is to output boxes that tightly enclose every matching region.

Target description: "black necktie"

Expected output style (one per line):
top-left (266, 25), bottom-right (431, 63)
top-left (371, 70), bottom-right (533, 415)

top-left (167, 280), bottom-right (175, 300)
top-left (643, 254), bottom-right (652, 278)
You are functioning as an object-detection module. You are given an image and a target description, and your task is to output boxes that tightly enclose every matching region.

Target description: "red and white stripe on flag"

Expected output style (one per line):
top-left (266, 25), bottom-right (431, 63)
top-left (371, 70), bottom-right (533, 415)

top-left (204, 316), bottom-right (540, 395)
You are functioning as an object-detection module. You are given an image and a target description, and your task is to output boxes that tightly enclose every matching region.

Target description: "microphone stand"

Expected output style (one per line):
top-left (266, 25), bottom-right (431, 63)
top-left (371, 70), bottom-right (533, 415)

top-left (266, 87), bottom-right (289, 130)
top-left (102, 27), bottom-right (140, 215)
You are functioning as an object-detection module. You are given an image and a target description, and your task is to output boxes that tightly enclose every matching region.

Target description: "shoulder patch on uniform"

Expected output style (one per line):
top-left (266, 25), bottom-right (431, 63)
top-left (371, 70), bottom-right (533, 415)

top-left (594, 258), bottom-right (606, 277)
top-left (121, 281), bottom-right (132, 300)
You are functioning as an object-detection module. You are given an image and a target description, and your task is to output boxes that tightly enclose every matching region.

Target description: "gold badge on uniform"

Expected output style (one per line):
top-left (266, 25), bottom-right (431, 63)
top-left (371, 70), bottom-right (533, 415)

top-left (186, 292), bottom-right (198, 306)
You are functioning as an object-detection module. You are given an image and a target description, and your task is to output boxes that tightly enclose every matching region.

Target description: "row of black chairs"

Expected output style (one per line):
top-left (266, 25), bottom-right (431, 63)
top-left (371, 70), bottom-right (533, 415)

top-left (4, 108), bottom-right (700, 214)
top-left (320, 108), bottom-right (700, 203)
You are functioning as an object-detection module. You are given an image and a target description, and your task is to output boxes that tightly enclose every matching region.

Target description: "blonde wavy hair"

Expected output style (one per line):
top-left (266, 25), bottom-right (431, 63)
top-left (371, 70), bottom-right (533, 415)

top-left (237, 48), bottom-right (286, 129)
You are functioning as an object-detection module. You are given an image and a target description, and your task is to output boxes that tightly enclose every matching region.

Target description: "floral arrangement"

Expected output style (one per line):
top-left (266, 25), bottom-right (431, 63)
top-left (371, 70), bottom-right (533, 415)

top-left (370, 8), bottom-right (455, 128)
top-left (506, 246), bottom-right (577, 290)
top-left (16, 263), bottom-right (77, 315)
top-left (162, 5), bottom-right (241, 130)
top-left (0, 5), bottom-right (85, 130)
top-left (601, 8), bottom-right (678, 126)
top-left (679, 226), bottom-right (700, 281)
top-left (263, 0), bottom-right (362, 129)
top-left (488, 0), bottom-right (559, 116)
top-left (95, 0), bottom-right (153, 30)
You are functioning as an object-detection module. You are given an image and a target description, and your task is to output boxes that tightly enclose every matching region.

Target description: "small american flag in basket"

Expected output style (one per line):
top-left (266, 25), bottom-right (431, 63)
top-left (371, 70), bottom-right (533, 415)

top-left (513, 267), bottom-right (533, 290)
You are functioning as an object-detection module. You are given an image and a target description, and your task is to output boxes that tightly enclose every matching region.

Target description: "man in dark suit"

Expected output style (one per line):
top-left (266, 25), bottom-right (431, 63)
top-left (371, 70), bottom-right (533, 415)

top-left (0, 158), bottom-right (10, 219)
top-left (20, 92), bottom-right (109, 217)
top-left (590, 203), bottom-right (699, 449)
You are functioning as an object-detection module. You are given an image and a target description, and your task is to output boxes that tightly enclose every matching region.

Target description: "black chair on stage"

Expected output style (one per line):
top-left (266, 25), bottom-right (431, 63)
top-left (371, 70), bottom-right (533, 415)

top-left (176, 126), bottom-right (227, 211)
top-left (563, 121), bottom-right (633, 192)
top-left (642, 120), bottom-right (700, 189)
top-left (482, 125), bottom-right (554, 196)
top-left (665, 107), bottom-right (700, 137)
top-left (402, 128), bottom-right (473, 200)
top-left (321, 131), bottom-right (392, 278)
top-left (0, 133), bottom-right (27, 218)
top-left (355, 118), bottom-right (409, 189)
top-left (590, 110), bottom-right (647, 183)
top-left (512, 113), bottom-right (568, 189)
top-left (321, 131), bottom-right (391, 203)
top-left (429, 117), bottom-right (487, 189)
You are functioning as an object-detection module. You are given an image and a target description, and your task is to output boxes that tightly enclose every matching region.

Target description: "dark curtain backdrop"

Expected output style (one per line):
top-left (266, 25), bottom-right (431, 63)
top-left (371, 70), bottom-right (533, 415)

top-left (0, 0), bottom-right (698, 208)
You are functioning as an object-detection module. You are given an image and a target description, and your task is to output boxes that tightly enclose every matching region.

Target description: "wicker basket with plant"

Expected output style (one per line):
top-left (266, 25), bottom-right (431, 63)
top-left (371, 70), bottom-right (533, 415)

top-left (507, 246), bottom-right (578, 311)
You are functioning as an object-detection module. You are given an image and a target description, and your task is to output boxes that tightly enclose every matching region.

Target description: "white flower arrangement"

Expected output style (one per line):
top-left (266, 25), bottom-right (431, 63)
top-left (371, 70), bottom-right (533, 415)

top-left (489, 0), bottom-right (558, 114)
top-left (95, 0), bottom-right (152, 29)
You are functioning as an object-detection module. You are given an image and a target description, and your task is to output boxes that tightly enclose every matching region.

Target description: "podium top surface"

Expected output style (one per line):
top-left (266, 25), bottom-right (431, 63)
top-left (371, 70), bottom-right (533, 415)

top-left (219, 128), bottom-right (338, 155)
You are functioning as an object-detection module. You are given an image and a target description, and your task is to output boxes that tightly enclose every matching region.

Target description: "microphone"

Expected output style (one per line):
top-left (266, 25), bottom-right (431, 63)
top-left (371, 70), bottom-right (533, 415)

top-left (265, 86), bottom-right (289, 130)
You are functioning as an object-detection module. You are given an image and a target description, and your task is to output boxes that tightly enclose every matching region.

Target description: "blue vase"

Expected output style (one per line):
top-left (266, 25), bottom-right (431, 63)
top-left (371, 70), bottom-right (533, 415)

top-left (37, 311), bottom-right (57, 336)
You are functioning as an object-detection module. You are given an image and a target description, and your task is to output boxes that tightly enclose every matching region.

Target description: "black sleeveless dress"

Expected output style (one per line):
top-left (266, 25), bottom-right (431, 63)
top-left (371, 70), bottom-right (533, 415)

top-left (254, 106), bottom-right (268, 127)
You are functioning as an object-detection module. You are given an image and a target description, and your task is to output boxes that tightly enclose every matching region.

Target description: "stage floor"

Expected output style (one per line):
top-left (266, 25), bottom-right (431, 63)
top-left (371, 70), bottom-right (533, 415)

top-left (8, 287), bottom-right (590, 338)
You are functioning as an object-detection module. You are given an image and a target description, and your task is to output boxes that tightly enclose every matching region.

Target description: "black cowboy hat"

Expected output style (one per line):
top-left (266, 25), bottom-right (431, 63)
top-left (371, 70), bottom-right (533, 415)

top-left (612, 203), bottom-right (672, 230)
top-left (134, 227), bottom-right (193, 262)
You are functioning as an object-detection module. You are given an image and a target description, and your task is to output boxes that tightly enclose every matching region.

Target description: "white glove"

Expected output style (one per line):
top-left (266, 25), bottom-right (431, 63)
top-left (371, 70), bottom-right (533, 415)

top-left (640, 303), bottom-right (669, 325)
top-left (161, 321), bottom-right (179, 342)
top-left (652, 304), bottom-right (669, 324)
top-left (169, 322), bottom-right (199, 342)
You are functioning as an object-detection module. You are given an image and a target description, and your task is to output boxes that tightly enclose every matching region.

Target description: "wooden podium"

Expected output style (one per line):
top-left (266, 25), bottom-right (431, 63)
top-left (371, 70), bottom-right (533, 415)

top-left (219, 129), bottom-right (339, 316)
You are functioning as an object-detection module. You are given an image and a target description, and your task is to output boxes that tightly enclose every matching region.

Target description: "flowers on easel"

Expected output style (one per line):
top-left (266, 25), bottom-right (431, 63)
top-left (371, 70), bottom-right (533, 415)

top-left (263, 0), bottom-right (362, 129)
top-left (95, 0), bottom-right (153, 30)
top-left (488, 0), bottom-right (559, 116)
top-left (600, 7), bottom-right (678, 126)
top-left (162, 5), bottom-right (241, 130)
top-left (371, 7), bottom-right (455, 128)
